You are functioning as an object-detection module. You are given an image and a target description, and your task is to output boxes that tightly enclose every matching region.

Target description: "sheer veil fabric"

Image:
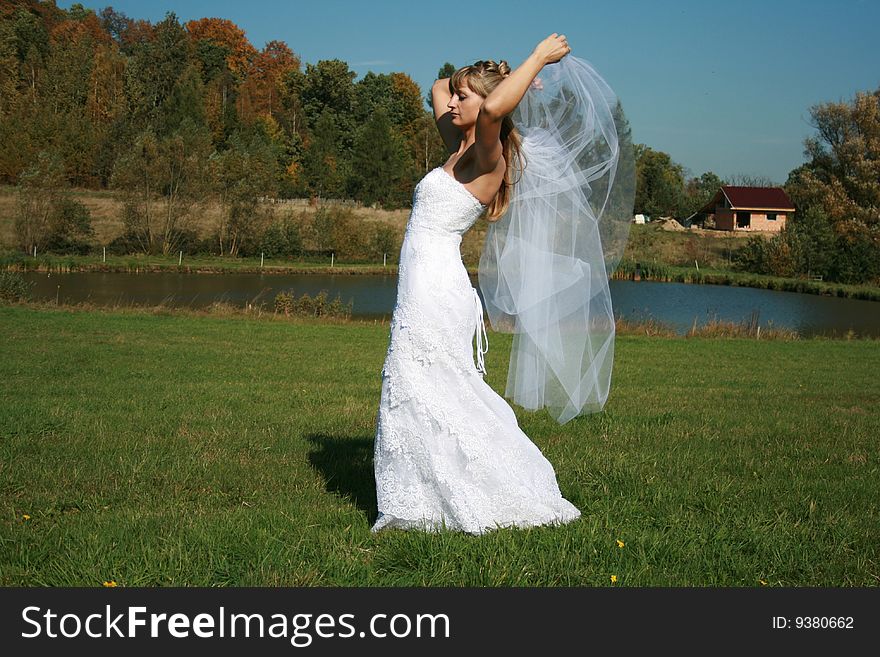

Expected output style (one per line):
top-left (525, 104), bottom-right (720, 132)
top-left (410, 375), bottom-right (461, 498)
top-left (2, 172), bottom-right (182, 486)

top-left (478, 54), bottom-right (635, 424)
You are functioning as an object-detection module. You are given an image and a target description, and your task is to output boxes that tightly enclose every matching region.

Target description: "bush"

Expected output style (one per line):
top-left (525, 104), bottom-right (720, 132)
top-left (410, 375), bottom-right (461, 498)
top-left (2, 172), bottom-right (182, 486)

top-left (369, 222), bottom-right (399, 260)
top-left (257, 214), bottom-right (304, 259)
top-left (0, 271), bottom-right (34, 302)
top-left (105, 232), bottom-right (141, 256)
top-left (308, 206), bottom-right (366, 261)
top-left (733, 235), bottom-right (770, 273)
top-left (173, 228), bottom-right (202, 256)
top-left (274, 288), bottom-right (353, 319)
top-left (43, 198), bottom-right (95, 255)
top-left (732, 206), bottom-right (879, 285)
top-left (830, 232), bottom-right (880, 285)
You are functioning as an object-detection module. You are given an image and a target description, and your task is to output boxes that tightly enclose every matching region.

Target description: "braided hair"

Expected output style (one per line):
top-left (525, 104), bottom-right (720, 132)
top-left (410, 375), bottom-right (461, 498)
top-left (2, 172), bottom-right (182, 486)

top-left (448, 59), bottom-right (525, 221)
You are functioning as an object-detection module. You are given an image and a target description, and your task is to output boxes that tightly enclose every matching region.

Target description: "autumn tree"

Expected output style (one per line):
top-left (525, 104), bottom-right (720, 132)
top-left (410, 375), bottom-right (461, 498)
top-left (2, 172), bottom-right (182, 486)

top-left (123, 12), bottom-right (191, 131)
top-left (784, 86), bottom-right (880, 283)
top-left (237, 39), bottom-right (300, 124)
top-left (0, 19), bottom-right (19, 115)
top-left (787, 87), bottom-right (880, 231)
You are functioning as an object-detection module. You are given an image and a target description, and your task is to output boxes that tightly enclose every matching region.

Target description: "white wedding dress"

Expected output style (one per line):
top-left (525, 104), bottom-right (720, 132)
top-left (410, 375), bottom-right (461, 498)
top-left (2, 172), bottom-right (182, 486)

top-left (371, 165), bottom-right (582, 535)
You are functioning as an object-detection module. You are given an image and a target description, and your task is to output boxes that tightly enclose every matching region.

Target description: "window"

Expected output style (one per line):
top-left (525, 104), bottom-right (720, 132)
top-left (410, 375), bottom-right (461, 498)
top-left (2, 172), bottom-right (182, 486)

top-left (767, 213), bottom-right (777, 221)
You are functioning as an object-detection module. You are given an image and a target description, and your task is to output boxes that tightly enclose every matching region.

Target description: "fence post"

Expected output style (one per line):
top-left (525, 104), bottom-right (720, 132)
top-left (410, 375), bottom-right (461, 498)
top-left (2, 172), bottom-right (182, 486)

top-left (179, 250), bottom-right (183, 265)
top-left (383, 252), bottom-right (387, 267)
top-left (103, 246), bottom-right (106, 263)
top-left (331, 252), bottom-right (334, 268)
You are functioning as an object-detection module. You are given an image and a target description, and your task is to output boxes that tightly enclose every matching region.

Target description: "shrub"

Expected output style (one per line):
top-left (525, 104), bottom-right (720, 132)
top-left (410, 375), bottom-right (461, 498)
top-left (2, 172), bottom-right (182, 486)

top-left (43, 198), bottom-right (95, 255)
top-left (0, 271), bottom-right (34, 302)
top-left (274, 288), bottom-right (353, 319)
top-left (257, 215), bottom-right (304, 259)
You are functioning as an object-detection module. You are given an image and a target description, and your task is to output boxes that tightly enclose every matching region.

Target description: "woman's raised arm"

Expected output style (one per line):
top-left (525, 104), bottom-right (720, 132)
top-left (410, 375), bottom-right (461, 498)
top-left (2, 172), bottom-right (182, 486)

top-left (473, 34), bottom-right (570, 170)
top-left (433, 77), bottom-right (463, 153)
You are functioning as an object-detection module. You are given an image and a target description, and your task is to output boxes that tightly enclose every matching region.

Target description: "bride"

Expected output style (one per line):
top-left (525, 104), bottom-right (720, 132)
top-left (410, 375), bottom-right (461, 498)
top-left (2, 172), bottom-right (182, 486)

top-left (372, 34), bottom-right (631, 535)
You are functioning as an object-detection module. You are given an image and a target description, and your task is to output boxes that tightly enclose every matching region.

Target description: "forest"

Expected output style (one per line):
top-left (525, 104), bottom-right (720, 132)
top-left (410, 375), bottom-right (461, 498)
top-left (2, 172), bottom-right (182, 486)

top-left (1, 1), bottom-right (878, 284)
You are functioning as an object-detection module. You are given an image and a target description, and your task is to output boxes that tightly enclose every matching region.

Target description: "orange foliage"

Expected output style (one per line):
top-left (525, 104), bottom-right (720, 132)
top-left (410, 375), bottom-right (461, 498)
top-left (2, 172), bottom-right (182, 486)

top-left (87, 43), bottom-right (126, 123)
top-left (185, 17), bottom-right (257, 75)
top-left (49, 14), bottom-right (113, 47)
top-left (237, 40), bottom-right (301, 123)
top-left (120, 19), bottom-right (155, 48)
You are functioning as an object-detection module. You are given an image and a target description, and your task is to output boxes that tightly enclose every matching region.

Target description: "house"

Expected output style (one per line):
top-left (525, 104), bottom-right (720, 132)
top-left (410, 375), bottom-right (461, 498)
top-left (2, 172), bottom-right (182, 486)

top-left (689, 186), bottom-right (795, 232)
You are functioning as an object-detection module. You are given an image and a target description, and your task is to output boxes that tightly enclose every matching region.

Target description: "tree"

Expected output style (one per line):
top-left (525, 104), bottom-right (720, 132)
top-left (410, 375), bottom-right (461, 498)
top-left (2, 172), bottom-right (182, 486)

top-left (350, 106), bottom-right (408, 207)
top-left (194, 40), bottom-right (240, 145)
top-left (14, 150), bottom-right (66, 253)
top-left (208, 129), bottom-right (279, 256)
top-left (682, 171), bottom-right (723, 218)
top-left (785, 205), bottom-right (835, 279)
top-left (352, 71), bottom-right (393, 123)
top-left (123, 12), bottom-right (191, 130)
top-left (633, 145), bottom-right (686, 218)
top-left (159, 62), bottom-right (207, 135)
top-left (98, 6), bottom-right (131, 45)
top-left (87, 42), bottom-right (126, 124)
top-left (787, 87), bottom-right (880, 233)
top-left (300, 59), bottom-right (356, 147)
top-left (726, 173), bottom-right (777, 187)
top-left (279, 67), bottom-right (306, 140)
top-left (784, 86), bottom-right (880, 284)
top-left (184, 17), bottom-right (256, 77)
top-left (237, 40), bottom-right (300, 123)
top-left (44, 197), bottom-right (95, 254)
top-left (0, 19), bottom-right (19, 116)
top-left (426, 62), bottom-right (456, 110)
top-left (111, 119), bottom-right (211, 255)
top-left (301, 108), bottom-right (347, 199)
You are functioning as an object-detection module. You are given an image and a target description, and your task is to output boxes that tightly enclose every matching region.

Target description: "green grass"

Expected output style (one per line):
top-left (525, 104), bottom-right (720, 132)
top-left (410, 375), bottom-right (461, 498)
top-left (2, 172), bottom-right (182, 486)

top-left (0, 249), bottom-right (396, 275)
top-left (1, 304), bottom-right (878, 586)
top-left (614, 260), bottom-right (880, 302)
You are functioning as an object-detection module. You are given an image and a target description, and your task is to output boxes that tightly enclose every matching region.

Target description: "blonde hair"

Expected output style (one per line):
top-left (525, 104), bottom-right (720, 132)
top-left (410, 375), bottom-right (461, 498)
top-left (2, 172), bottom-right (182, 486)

top-left (449, 60), bottom-right (526, 221)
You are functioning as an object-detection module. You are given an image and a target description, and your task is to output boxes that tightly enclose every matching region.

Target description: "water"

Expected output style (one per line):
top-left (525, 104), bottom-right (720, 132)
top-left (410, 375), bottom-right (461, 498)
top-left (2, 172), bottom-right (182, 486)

top-left (19, 271), bottom-right (880, 338)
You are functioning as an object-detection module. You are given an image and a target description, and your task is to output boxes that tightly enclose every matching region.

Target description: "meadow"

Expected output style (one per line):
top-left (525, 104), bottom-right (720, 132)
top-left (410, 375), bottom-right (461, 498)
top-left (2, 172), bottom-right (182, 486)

top-left (1, 302), bottom-right (878, 586)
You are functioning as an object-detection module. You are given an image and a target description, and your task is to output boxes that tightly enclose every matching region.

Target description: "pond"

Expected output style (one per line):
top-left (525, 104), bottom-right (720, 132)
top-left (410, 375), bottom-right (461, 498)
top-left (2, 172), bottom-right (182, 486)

top-left (19, 271), bottom-right (880, 338)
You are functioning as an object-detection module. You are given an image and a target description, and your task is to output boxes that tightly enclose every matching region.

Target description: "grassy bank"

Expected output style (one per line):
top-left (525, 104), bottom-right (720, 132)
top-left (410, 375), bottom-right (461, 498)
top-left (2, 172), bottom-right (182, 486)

top-left (4, 187), bottom-right (878, 300)
top-left (1, 303), bottom-right (877, 586)
top-left (613, 261), bottom-right (880, 302)
top-left (0, 250), bottom-right (397, 276)
top-left (4, 248), bottom-right (879, 303)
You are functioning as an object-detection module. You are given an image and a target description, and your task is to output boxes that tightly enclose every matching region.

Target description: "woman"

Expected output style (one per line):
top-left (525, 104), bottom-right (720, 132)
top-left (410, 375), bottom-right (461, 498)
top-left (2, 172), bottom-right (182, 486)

top-left (371, 34), bottom-right (587, 536)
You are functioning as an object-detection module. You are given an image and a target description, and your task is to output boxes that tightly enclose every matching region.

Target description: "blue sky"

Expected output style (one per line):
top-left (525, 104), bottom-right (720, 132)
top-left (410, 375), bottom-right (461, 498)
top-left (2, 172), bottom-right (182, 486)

top-left (59, 0), bottom-right (880, 184)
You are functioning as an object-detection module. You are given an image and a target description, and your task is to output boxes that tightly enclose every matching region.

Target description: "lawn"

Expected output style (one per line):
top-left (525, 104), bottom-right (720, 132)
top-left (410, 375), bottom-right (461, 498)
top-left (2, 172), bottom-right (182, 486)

top-left (1, 304), bottom-right (877, 586)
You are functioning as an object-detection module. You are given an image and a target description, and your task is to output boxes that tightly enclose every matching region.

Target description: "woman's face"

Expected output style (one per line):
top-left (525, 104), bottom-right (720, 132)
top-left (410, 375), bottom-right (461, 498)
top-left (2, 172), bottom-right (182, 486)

top-left (447, 79), bottom-right (484, 128)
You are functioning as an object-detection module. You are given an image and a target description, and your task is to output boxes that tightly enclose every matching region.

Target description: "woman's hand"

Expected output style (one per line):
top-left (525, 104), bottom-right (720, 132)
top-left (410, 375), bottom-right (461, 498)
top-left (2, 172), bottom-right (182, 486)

top-left (533, 33), bottom-right (571, 65)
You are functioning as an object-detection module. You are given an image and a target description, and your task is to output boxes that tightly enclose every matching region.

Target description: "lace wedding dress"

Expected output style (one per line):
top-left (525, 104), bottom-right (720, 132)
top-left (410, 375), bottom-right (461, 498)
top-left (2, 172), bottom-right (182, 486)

top-left (371, 165), bottom-right (582, 535)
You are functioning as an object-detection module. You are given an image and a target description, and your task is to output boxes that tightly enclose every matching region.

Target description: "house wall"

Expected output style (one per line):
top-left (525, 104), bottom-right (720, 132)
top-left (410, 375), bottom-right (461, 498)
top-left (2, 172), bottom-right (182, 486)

top-left (712, 208), bottom-right (787, 232)
top-left (748, 212), bottom-right (787, 232)
top-left (714, 209), bottom-right (734, 230)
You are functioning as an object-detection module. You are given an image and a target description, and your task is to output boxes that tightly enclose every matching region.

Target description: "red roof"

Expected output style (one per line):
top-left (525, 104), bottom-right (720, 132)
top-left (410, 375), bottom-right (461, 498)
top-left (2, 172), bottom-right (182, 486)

top-left (720, 186), bottom-right (795, 210)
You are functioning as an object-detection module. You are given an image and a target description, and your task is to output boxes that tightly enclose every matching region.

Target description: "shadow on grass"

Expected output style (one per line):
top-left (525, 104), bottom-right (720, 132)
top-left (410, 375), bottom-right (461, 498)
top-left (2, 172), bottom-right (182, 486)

top-left (305, 433), bottom-right (377, 524)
